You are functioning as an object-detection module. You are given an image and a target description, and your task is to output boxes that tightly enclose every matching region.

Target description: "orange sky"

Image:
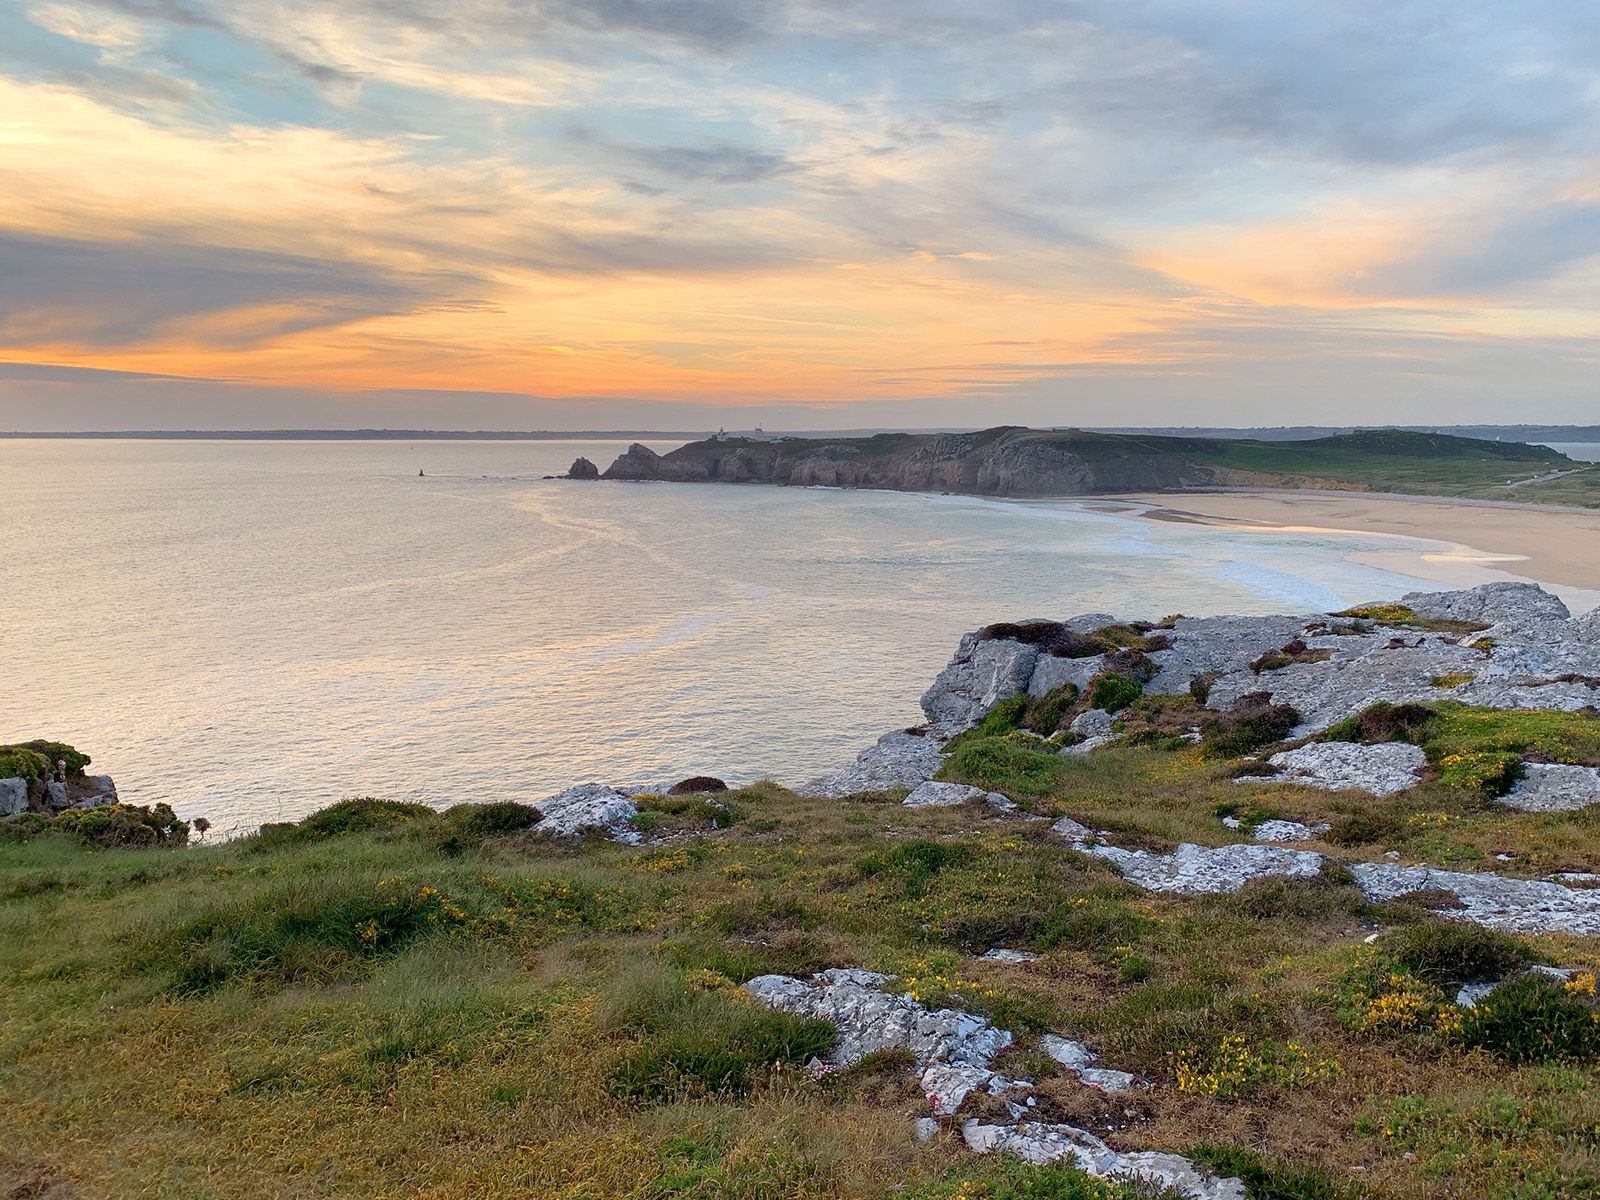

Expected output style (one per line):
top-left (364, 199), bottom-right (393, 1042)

top-left (3, 3), bottom-right (1599, 427)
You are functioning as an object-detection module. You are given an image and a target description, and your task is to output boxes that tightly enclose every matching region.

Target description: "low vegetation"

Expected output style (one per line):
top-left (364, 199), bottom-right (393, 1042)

top-left (4, 726), bottom-right (1600, 1199)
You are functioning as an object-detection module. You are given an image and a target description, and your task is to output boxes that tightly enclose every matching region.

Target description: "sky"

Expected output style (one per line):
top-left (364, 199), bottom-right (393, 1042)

top-left (1, 1), bottom-right (1599, 431)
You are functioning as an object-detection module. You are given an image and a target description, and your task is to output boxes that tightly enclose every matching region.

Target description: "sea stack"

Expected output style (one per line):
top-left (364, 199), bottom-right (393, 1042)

top-left (566, 456), bottom-right (600, 480)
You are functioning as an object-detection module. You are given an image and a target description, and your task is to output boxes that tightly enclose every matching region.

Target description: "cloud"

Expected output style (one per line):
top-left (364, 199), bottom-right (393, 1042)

top-left (3, 0), bottom-right (1600, 424)
top-left (0, 230), bottom-right (479, 347)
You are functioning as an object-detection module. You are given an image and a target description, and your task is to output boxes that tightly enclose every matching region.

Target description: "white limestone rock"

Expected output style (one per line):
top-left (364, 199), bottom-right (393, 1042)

top-left (1114, 1152), bottom-right (1248, 1200)
top-left (1252, 819), bottom-right (1331, 843)
top-left (1077, 1067), bottom-right (1140, 1093)
top-left (533, 783), bottom-right (641, 843)
top-left (1145, 614), bottom-right (1314, 696)
top-left (743, 968), bottom-right (1012, 1069)
top-left (1037, 1034), bottom-right (1094, 1071)
top-left (903, 781), bottom-right (1010, 809)
top-left (980, 948), bottom-right (1040, 964)
top-left (1086, 841), bottom-right (1325, 895)
top-left (0, 777), bottom-right (27, 818)
top-left (922, 1063), bottom-right (996, 1115)
top-left (921, 633), bottom-right (1043, 729)
top-left (806, 730), bottom-right (945, 798)
top-left (1026, 652), bottom-right (1108, 698)
top-left (1257, 742), bottom-right (1428, 796)
top-left (1350, 862), bottom-right (1600, 936)
top-left (1500, 763), bottom-right (1600, 813)
top-left (1049, 816), bottom-right (1095, 841)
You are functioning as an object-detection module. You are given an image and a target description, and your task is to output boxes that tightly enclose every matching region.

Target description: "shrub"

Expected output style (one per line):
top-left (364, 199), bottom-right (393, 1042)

top-left (1320, 702), bottom-right (1435, 744)
top-left (444, 801), bottom-right (539, 836)
top-left (1089, 672), bottom-right (1142, 714)
top-left (1456, 974), bottom-right (1600, 1063)
top-left (0, 741), bottom-right (90, 781)
top-left (1032, 892), bottom-right (1152, 953)
top-left (1223, 876), bottom-right (1367, 923)
top-left (145, 877), bottom-right (448, 995)
top-left (0, 746), bottom-right (51, 784)
top-left (1021, 684), bottom-right (1078, 734)
top-left (293, 798), bottom-right (437, 840)
top-left (0, 812), bottom-right (54, 843)
top-left (53, 803), bottom-right (188, 849)
top-left (1323, 813), bottom-right (1401, 847)
top-left (1379, 922), bottom-right (1535, 987)
top-left (667, 776), bottom-right (728, 795)
top-left (1434, 750), bottom-right (1523, 794)
top-left (1102, 648), bottom-right (1157, 684)
top-left (937, 735), bottom-right (1064, 796)
top-left (1201, 693), bottom-right (1301, 758)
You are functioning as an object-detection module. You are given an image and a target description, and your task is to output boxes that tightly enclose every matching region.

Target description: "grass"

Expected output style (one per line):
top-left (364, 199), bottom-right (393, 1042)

top-left (3, 744), bottom-right (1600, 1198)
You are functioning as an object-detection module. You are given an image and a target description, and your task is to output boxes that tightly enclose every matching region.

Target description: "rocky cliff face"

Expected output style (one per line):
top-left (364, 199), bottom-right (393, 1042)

top-left (595, 428), bottom-right (1343, 497)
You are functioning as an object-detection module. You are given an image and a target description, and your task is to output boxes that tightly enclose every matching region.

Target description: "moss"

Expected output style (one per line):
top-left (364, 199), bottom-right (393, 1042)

top-left (1430, 673), bottom-right (1476, 689)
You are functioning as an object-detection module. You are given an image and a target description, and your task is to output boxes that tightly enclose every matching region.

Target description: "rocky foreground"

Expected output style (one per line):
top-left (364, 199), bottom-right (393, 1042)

top-left (501, 581), bottom-right (1600, 1190)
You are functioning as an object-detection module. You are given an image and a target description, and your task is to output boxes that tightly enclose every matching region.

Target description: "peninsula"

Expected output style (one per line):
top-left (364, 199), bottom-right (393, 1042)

top-left (585, 427), bottom-right (1600, 508)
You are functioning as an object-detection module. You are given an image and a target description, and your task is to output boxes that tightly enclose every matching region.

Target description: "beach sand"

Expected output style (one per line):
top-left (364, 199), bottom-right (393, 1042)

top-left (1102, 489), bottom-right (1600, 612)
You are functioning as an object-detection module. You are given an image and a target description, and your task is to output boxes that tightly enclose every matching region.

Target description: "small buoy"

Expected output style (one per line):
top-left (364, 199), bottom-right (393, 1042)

top-left (418, 469), bottom-right (425, 477)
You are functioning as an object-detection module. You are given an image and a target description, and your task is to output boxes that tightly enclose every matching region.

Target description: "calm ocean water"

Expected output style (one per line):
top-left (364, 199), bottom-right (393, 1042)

top-left (0, 439), bottom-right (1510, 831)
top-left (1543, 443), bottom-right (1600, 463)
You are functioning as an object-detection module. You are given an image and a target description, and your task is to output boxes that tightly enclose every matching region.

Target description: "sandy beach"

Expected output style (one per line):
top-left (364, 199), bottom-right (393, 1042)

top-left (1103, 489), bottom-right (1600, 610)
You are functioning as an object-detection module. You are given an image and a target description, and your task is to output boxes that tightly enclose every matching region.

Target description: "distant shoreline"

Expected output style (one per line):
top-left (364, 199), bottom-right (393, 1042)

top-left (1101, 488), bottom-right (1600, 599)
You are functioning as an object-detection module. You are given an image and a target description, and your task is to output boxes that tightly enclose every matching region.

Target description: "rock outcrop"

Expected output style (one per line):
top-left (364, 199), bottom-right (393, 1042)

top-left (0, 777), bottom-right (26, 818)
top-left (565, 456), bottom-right (599, 480)
top-left (533, 783), bottom-right (640, 842)
top-left (921, 583), bottom-right (1600, 738)
top-left (744, 969), bottom-right (1242, 1198)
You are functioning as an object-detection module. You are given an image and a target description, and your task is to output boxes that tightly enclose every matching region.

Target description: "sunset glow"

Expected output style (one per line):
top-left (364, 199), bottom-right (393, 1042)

top-left (2, 2), bottom-right (1598, 428)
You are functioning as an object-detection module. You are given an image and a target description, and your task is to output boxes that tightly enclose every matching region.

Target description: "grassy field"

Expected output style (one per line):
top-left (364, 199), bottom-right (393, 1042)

top-left (4, 719), bottom-right (1600, 1199)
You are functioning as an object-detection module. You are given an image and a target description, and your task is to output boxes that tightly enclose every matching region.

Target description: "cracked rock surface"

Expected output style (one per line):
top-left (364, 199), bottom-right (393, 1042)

top-left (743, 970), bottom-right (1241, 1196)
top-left (1254, 742), bottom-right (1428, 796)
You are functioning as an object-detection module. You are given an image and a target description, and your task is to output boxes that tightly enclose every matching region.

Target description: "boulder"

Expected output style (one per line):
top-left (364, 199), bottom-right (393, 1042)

top-left (1253, 742), bottom-right (1428, 796)
top-left (565, 456), bottom-right (599, 480)
top-left (533, 783), bottom-right (640, 842)
top-left (1499, 763), bottom-right (1600, 813)
top-left (43, 780), bottom-right (68, 809)
top-left (805, 730), bottom-right (945, 797)
top-left (0, 777), bottom-right (27, 818)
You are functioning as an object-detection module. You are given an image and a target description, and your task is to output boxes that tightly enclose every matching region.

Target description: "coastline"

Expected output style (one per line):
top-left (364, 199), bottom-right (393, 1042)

top-left (1097, 488), bottom-right (1600, 608)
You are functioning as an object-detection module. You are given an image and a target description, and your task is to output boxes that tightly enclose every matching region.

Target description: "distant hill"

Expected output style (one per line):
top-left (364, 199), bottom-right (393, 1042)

top-left (593, 426), bottom-right (1600, 505)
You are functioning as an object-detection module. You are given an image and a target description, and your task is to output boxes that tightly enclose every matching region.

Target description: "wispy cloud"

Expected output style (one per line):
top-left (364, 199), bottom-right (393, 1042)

top-left (1, 0), bottom-right (1598, 425)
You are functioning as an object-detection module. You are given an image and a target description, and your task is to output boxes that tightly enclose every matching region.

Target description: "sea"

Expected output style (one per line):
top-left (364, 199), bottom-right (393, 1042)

top-left (0, 438), bottom-right (1562, 832)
